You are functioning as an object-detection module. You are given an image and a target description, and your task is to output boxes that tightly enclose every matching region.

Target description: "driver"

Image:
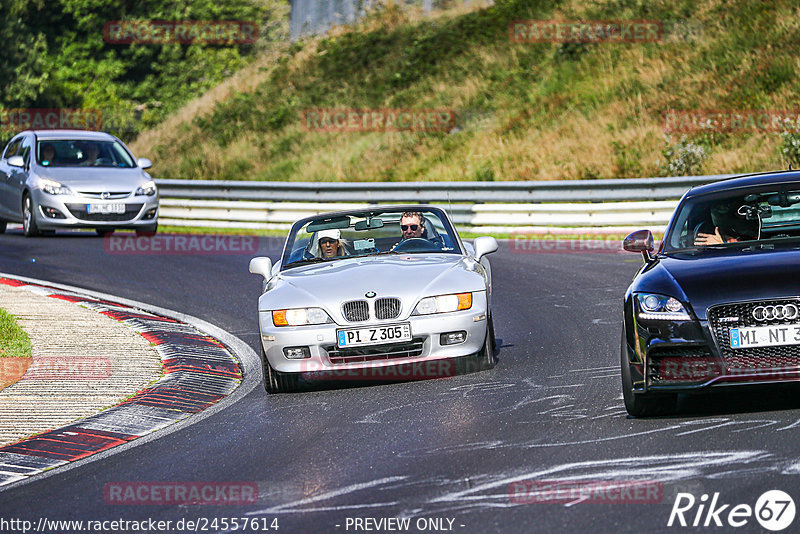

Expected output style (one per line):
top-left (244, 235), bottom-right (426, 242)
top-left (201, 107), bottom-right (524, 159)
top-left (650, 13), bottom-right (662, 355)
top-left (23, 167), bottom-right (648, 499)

top-left (40, 143), bottom-right (56, 165)
top-left (695, 203), bottom-right (758, 245)
top-left (400, 211), bottom-right (426, 240)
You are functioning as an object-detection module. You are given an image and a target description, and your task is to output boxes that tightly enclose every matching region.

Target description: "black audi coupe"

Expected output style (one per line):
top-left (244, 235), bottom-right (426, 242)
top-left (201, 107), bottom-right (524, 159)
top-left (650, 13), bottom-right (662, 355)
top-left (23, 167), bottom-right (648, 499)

top-left (622, 170), bottom-right (800, 416)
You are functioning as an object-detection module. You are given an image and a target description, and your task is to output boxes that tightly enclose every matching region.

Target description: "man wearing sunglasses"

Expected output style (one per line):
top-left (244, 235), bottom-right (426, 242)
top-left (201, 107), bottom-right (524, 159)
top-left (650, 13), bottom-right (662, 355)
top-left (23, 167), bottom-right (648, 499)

top-left (400, 211), bottom-right (426, 240)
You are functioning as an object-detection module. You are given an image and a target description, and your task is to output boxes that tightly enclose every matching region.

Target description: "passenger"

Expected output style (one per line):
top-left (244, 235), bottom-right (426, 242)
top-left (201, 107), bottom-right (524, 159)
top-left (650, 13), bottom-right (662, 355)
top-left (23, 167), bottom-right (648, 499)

top-left (80, 143), bottom-right (100, 166)
top-left (312, 229), bottom-right (347, 258)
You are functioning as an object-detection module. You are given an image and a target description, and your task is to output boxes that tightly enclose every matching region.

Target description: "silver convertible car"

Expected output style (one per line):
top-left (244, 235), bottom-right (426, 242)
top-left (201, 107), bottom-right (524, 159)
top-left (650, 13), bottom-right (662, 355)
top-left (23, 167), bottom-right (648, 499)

top-left (0, 130), bottom-right (158, 237)
top-left (249, 206), bottom-right (499, 393)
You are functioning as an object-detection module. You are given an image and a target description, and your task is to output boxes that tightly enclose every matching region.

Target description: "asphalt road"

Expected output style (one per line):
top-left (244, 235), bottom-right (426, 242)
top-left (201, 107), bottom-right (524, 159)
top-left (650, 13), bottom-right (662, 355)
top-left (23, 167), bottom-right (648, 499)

top-left (2, 228), bottom-right (800, 534)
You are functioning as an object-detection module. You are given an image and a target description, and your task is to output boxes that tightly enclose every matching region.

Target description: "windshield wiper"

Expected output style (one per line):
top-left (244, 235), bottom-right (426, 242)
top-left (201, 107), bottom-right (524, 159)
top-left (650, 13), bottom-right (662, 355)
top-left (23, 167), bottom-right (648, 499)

top-left (285, 257), bottom-right (327, 268)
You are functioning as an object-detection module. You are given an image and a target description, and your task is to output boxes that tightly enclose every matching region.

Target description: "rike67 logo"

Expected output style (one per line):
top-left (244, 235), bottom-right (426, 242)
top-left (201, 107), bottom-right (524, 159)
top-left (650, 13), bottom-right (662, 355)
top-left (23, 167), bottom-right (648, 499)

top-left (668, 490), bottom-right (795, 531)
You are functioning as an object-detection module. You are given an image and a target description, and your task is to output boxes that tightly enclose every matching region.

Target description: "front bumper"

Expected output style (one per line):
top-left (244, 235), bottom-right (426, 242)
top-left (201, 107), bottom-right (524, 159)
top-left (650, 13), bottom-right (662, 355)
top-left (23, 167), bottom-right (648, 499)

top-left (259, 307), bottom-right (488, 375)
top-left (625, 315), bottom-right (800, 393)
top-left (31, 189), bottom-right (159, 229)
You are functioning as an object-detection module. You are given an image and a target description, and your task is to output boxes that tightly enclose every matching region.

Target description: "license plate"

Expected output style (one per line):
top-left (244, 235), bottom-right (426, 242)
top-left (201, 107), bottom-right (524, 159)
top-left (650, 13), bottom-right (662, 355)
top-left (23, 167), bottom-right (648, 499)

top-left (87, 203), bottom-right (125, 214)
top-left (730, 324), bottom-right (800, 349)
top-left (337, 323), bottom-right (411, 348)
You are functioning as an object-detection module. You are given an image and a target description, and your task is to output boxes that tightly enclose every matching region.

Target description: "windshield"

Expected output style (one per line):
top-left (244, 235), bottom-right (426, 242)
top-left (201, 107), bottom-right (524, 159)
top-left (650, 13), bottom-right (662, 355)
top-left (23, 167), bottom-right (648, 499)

top-left (664, 186), bottom-right (800, 252)
top-left (36, 139), bottom-right (135, 168)
top-left (281, 208), bottom-right (461, 269)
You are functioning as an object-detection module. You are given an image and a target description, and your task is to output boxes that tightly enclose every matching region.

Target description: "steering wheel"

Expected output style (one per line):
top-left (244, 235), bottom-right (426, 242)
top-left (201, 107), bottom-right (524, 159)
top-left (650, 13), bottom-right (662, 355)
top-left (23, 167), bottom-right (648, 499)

top-left (391, 238), bottom-right (441, 253)
top-left (690, 221), bottom-right (715, 247)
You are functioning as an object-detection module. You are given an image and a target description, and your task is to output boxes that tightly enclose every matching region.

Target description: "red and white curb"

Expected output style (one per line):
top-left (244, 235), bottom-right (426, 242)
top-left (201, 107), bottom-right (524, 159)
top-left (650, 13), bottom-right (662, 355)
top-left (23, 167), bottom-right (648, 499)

top-left (0, 274), bottom-right (260, 489)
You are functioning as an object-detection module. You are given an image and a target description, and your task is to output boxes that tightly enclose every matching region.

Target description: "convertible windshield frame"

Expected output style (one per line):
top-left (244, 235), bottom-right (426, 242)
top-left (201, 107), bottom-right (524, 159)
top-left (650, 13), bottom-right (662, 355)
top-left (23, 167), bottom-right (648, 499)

top-left (280, 207), bottom-right (463, 270)
top-left (663, 184), bottom-right (800, 254)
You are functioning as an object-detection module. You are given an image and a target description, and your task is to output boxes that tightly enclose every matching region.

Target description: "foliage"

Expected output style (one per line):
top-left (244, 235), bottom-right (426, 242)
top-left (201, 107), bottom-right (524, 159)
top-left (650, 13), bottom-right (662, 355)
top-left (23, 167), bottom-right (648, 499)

top-left (0, 0), bottom-right (288, 141)
top-left (135, 0), bottom-right (800, 180)
top-left (780, 131), bottom-right (800, 168)
top-left (0, 308), bottom-right (32, 359)
top-left (658, 135), bottom-right (708, 176)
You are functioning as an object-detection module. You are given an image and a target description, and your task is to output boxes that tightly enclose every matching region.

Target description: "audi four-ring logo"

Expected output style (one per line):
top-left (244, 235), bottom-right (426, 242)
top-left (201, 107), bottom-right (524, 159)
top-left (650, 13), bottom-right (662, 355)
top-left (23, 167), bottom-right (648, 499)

top-left (752, 304), bottom-right (799, 321)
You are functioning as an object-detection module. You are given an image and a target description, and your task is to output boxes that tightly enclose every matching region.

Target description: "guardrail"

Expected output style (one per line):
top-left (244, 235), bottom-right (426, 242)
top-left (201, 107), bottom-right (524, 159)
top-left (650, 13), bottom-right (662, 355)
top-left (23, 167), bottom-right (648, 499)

top-left (154, 174), bottom-right (736, 233)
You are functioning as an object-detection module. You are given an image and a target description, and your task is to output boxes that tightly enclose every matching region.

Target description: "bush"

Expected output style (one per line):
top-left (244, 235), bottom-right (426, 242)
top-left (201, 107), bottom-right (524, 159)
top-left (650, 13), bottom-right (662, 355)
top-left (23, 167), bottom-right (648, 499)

top-left (658, 135), bottom-right (708, 176)
top-left (780, 131), bottom-right (800, 168)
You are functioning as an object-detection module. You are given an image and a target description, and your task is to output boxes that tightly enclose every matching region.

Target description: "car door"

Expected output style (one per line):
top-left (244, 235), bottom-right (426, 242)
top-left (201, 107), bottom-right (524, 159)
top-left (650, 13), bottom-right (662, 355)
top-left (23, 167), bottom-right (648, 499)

top-left (0, 136), bottom-right (22, 219)
top-left (8, 134), bottom-right (33, 217)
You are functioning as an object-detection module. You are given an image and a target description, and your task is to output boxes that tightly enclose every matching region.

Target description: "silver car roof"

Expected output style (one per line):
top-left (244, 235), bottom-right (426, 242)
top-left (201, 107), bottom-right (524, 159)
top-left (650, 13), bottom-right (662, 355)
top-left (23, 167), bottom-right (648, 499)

top-left (30, 130), bottom-right (117, 142)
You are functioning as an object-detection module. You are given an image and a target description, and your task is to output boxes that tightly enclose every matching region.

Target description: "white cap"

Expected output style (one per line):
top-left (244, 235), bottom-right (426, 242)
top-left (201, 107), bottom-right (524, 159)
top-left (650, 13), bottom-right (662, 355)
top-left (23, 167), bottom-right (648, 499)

top-left (317, 229), bottom-right (341, 241)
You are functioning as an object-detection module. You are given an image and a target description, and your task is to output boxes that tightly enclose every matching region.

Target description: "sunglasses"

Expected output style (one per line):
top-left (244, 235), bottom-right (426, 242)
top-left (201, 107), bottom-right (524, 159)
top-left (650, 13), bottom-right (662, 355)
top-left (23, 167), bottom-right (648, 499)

top-left (401, 224), bottom-right (420, 231)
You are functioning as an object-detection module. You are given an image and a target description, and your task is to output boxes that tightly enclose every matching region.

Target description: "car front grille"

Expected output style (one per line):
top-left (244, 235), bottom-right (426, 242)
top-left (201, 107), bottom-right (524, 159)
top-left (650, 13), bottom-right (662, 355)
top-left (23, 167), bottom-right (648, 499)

top-left (375, 297), bottom-right (401, 319)
top-left (342, 300), bottom-right (369, 322)
top-left (325, 338), bottom-right (425, 365)
top-left (78, 191), bottom-right (131, 199)
top-left (708, 299), bottom-right (800, 371)
top-left (64, 203), bottom-right (143, 222)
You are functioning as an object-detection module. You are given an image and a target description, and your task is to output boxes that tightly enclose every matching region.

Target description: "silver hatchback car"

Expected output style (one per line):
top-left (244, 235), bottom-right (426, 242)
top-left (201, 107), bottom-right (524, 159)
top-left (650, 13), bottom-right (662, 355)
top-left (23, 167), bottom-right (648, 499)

top-left (0, 130), bottom-right (158, 237)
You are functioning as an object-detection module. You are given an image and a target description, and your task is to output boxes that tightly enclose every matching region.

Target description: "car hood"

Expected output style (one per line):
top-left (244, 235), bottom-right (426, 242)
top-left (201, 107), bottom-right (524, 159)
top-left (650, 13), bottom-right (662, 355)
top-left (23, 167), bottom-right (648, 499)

top-left (648, 247), bottom-right (800, 319)
top-left (258, 254), bottom-right (486, 318)
top-left (35, 166), bottom-right (148, 191)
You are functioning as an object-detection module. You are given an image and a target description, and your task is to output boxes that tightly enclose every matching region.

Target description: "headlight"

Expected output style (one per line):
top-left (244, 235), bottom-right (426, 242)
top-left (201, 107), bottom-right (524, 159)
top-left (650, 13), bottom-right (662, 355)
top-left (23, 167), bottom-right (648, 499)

top-left (635, 293), bottom-right (691, 321)
top-left (135, 181), bottom-right (157, 196)
top-left (272, 307), bottom-right (332, 327)
top-left (40, 179), bottom-right (72, 195)
top-left (413, 292), bottom-right (472, 315)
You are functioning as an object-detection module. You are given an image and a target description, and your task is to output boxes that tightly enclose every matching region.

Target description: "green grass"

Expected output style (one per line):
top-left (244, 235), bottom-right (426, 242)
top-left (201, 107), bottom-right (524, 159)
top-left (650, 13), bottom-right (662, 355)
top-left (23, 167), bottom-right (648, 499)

top-left (133, 0), bottom-right (800, 182)
top-left (0, 308), bottom-right (32, 359)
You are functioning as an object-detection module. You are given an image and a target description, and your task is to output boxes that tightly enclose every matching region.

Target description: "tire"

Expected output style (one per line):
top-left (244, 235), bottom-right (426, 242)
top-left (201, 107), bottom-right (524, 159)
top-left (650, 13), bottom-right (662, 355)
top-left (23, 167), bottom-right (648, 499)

top-left (0, 220), bottom-right (6, 234)
top-left (262, 346), bottom-right (299, 394)
top-left (22, 195), bottom-right (40, 237)
top-left (96, 228), bottom-right (115, 237)
top-left (476, 315), bottom-right (496, 370)
top-left (136, 223), bottom-right (157, 237)
top-left (620, 333), bottom-right (677, 417)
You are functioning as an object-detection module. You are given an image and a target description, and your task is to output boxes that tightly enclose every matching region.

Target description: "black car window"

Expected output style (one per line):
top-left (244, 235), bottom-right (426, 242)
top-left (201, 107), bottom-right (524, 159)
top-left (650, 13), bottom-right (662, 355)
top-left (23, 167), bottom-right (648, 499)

top-left (666, 188), bottom-right (800, 251)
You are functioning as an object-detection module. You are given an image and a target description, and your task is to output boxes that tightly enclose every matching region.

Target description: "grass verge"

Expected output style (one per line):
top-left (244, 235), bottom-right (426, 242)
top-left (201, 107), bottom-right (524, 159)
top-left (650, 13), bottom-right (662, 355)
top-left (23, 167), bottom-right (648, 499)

top-left (0, 308), bottom-right (32, 359)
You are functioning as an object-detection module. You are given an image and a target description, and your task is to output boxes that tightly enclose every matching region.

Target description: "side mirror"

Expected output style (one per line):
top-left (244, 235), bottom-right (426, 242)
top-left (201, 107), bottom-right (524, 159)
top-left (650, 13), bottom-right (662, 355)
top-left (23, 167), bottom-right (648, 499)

top-left (137, 158), bottom-right (153, 169)
top-left (623, 230), bottom-right (655, 262)
top-left (473, 236), bottom-right (498, 261)
top-left (249, 257), bottom-right (273, 279)
top-left (7, 155), bottom-right (24, 168)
